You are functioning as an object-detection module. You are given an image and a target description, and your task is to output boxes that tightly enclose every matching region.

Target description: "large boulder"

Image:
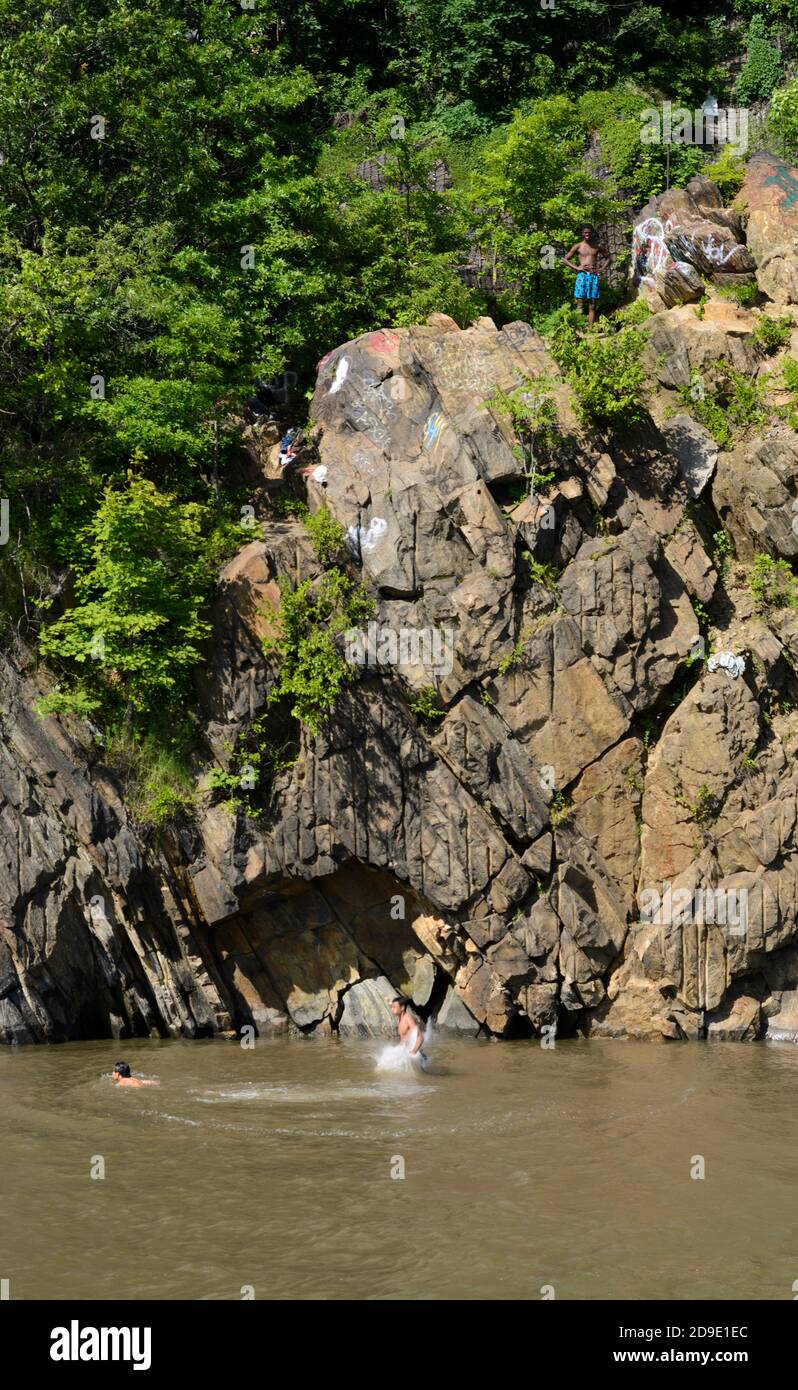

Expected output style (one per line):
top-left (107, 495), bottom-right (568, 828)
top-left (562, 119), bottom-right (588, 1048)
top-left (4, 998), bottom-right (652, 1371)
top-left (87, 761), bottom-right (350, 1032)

top-left (641, 303), bottom-right (758, 388)
top-left (741, 152), bottom-right (798, 305)
top-left (633, 182), bottom-right (754, 310)
top-left (714, 428), bottom-right (798, 561)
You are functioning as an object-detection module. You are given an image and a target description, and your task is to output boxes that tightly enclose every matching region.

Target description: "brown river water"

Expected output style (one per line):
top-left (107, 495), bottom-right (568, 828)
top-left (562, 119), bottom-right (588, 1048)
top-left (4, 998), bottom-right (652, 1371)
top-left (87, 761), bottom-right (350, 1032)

top-left (2, 1035), bottom-right (797, 1301)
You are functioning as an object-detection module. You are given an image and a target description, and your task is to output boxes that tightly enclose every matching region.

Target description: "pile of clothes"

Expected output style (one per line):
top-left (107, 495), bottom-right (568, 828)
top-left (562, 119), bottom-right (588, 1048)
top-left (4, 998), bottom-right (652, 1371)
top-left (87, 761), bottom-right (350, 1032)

top-left (278, 429), bottom-right (302, 469)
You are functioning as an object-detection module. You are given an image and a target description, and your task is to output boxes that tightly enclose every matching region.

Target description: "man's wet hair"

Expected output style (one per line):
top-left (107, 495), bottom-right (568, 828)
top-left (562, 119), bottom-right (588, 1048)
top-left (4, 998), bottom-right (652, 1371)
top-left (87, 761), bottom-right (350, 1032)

top-left (114, 1061), bottom-right (131, 1077)
top-left (392, 996), bottom-right (410, 1009)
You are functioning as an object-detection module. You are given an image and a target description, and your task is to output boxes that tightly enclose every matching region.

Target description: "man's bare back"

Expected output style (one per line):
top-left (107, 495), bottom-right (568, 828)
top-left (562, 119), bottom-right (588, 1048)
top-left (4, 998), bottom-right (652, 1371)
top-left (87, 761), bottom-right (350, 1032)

top-left (112, 1061), bottom-right (159, 1087)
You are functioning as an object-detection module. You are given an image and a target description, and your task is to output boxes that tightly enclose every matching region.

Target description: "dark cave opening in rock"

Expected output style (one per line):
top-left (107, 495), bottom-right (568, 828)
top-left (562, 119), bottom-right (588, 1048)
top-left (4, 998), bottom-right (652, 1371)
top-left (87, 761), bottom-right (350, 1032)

top-left (203, 861), bottom-right (484, 1041)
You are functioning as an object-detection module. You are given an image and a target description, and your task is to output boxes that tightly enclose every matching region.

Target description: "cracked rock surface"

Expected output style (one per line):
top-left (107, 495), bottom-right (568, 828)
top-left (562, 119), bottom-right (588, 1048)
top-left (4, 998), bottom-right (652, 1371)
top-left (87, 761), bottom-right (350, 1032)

top-left (7, 170), bottom-right (798, 1045)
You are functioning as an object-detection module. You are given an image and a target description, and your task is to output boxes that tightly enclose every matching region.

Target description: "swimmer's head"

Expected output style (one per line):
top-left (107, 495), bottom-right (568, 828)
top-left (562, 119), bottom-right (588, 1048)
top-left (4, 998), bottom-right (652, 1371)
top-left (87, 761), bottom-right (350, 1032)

top-left (112, 1061), bottom-right (131, 1080)
top-left (390, 996), bottom-right (409, 1016)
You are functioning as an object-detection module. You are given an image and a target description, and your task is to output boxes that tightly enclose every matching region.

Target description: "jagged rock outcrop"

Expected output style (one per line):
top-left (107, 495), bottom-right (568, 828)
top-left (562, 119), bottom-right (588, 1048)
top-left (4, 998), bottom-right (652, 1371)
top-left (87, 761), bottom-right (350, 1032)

top-left (7, 168), bottom-right (798, 1046)
top-left (742, 152), bottom-right (798, 306)
top-left (0, 655), bottom-right (230, 1043)
top-left (633, 177), bottom-right (755, 311)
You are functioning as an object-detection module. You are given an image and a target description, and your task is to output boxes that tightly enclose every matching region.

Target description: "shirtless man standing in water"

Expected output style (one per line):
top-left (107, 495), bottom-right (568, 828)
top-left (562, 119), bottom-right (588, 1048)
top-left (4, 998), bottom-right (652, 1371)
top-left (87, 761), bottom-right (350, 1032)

top-left (390, 997), bottom-right (428, 1069)
top-left (112, 1061), bottom-right (160, 1088)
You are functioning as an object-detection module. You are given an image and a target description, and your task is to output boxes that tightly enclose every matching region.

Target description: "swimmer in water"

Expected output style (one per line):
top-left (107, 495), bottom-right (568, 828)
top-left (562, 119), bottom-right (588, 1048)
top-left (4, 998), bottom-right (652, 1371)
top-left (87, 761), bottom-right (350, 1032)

top-left (111, 1061), bottom-right (160, 1088)
top-left (390, 997), bottom-right (428, 1070)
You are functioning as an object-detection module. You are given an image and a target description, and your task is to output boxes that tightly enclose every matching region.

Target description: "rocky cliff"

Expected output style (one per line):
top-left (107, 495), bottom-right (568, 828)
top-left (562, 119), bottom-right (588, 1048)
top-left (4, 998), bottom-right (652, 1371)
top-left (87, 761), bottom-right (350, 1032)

top-left (6, 159), bottom-right (798, 1045)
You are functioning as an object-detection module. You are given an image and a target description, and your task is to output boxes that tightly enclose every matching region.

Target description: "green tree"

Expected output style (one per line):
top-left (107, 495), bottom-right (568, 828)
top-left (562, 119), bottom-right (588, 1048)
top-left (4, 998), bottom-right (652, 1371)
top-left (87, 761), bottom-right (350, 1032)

top-left (38, 475), bottom-right (216, 717)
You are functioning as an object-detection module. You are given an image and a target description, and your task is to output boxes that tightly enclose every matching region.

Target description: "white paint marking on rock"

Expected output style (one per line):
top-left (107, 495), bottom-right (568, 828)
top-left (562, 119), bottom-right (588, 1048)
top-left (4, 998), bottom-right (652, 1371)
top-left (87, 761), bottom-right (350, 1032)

top-left (328, 357), bottom-right (349, 394)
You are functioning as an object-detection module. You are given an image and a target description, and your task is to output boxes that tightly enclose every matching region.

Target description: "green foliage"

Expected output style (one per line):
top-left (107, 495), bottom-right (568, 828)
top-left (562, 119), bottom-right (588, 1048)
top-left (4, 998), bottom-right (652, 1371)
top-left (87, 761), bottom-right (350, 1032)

top-left (407, 686), bottom-right (446, 722)
top-left (578, 86), bottom-right (704, 206)
top-left (1, 0), bottom-right (787, 803)
top-left (469, 96), bottom-right (622, 318)
top-left (523, 551), bottom-right (560, 592)
top-left (717, 280), bottom-right (760, 309)
top-left (679, 361), bottom-right (765, 447)
top-left (770, 77), bottom-right (798, 159)
top-left (676, 783), bottom-right (721, 827)
top-left (733, 15), bottom-right (783, 105)
top-left (38, 475), bottom-right (216, 717)
top-left (689, 598), bottom-right (710, 651)
top-left (783, 356), bottom-right (798, 394)
top-left (265, 570), bottom-right (374, 734)
top-left (498, 637), bottom-right (525, 675)
top-left (611, 299), bottom-right (652, 329)
top-left (487, 376), bottom-right (559, 481)
top-left (304, 507), bottom-right (346, 565)
top-left (208, 713), bottom-right (299, 813)
top-left (549, 792), bottom-right (574, 827)
top-left (273, 498), bottom-right (311, 520)
top-left (748, 553), bottom-right (798, 611)
top-left (705, 147), bottom-right (747, 200)
top-left (103, 721), bottom-right (196, 829)
top-left (547, 322), bottom-right (647, 429)
top-left (754, 315), bottom-right (793, 352)
top-left (712, 529), bottom-right (734, 581)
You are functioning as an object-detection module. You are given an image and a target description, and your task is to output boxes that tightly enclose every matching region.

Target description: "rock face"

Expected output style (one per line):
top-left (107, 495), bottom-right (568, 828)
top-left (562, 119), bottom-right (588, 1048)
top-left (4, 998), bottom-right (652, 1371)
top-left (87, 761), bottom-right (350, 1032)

top-left (741, 153), bottom-right (798, 306)
top-left (633, 178), bottom-right (755, 311)
top-left (6, 168), bottom-right (798, 1046)
top-left (0, 655), bottom-right (230, 1044)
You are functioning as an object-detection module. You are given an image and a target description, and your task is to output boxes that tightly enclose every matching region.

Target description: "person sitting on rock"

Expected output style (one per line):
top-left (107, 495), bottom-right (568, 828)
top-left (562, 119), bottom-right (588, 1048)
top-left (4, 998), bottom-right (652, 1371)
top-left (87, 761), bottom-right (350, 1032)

top-left (112, 1061), bottom-right (160, 1088)
top-left (562, 224), bottom-right (609, 328)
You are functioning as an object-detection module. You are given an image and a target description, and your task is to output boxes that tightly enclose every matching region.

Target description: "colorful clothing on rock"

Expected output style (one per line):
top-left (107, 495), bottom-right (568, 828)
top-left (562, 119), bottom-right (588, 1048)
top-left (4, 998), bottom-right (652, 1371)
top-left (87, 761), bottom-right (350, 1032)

top-left (574, 270), bottom-right (600, 301)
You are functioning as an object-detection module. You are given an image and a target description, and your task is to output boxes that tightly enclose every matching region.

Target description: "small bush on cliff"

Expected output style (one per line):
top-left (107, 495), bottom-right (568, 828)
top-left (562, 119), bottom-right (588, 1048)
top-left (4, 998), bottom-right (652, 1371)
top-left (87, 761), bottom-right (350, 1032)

top-left (754, 315), bottom-right (792, 353)
top-left (547, 323), bottom-right (647, 429)
top-left (611, 299), bottom-right (651, 329)
top-left (748, 553), bottom-right (798, 612)
top-left (104, 722), bottom-right (197, 829)
top-left (408, 686), bottom-right (446, 722)
top-left (717, 281), bottom-right (760, 310)
top-left (705, 147), bottom-right (746, 201)
top-left (676, 783), bottom-right (721, 827)
top-left (264, 570), bottom-right (374, 734)
top-left (523, 551), bottom-right (560, 592)
top-left (679, 361), bottom-right (764, 447)
top-left (304, 507), bottom-right (346, 566)
top-left (549, 792), bottom-right (574, 827)
top-left (487, 376), bottom-right (559, 486)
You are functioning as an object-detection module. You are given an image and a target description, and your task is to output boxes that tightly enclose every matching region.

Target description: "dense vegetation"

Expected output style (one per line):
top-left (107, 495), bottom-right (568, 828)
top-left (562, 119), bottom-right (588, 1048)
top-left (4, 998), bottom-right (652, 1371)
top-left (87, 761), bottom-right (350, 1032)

top-left (2, 0), bottom-right (798, 814)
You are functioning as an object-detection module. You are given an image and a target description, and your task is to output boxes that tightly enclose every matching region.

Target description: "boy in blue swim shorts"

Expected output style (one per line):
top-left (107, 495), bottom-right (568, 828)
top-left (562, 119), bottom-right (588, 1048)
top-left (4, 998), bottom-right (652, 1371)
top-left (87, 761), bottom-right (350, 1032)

top-left (563, 224), bottom-right (608, 328)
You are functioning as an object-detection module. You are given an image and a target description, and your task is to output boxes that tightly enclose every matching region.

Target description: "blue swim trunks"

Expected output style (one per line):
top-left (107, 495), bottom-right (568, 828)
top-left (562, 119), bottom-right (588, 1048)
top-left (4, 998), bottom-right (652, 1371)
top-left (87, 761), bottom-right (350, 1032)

top-left (574, 271), bottom-right (600, 301)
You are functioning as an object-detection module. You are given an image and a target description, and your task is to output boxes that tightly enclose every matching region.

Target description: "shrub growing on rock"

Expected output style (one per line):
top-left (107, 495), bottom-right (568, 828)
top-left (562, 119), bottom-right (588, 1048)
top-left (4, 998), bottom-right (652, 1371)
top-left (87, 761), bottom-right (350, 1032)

top-left (547, 322), bottom-right (647, 429)
top-left (748, 553), bottom-right (798, 612)
top-left (265, 570), bottom-right (374, 735)
top-left (304, 506), bottom-right (347, 566)
top-left (754, 315), bottom-right (792, 352)
top-left (679, 360), bottom-right (764, 448)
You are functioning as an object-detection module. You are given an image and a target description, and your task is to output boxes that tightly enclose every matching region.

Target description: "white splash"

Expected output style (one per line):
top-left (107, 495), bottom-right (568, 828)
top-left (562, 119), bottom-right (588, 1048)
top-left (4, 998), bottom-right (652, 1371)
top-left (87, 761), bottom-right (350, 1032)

top-left (375, 1044), bottom-right (418, 1074)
